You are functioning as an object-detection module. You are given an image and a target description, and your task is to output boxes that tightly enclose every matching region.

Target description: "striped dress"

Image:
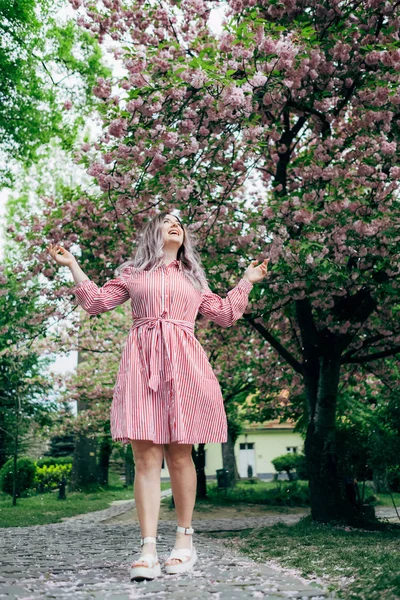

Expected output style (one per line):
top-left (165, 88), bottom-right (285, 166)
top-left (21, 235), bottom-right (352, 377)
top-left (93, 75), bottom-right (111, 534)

top-left (72, 259), bottom-right (253, 445)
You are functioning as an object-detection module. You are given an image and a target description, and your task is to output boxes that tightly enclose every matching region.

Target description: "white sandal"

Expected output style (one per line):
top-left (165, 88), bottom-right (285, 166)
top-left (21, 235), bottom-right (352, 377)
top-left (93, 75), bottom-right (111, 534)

top-left (130, 536), bottom-right (161, 581)
top-left (164, 525), bottom-right (197, 575)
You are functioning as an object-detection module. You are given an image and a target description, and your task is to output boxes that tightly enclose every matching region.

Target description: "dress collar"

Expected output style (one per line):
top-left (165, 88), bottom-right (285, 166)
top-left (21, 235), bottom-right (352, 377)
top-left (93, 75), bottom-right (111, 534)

top-left (165, 259), bottom-right (182, 270)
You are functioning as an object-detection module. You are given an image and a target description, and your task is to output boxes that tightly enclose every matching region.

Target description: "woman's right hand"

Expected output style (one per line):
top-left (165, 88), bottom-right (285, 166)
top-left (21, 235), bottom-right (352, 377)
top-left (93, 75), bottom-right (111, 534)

top-left (47, 243), bottom-right (76, 268)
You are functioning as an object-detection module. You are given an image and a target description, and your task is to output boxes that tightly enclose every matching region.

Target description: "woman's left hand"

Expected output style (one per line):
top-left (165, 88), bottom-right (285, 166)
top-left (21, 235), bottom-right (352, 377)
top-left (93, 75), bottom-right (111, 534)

top-left (243, 258), bottom-right (269, 284)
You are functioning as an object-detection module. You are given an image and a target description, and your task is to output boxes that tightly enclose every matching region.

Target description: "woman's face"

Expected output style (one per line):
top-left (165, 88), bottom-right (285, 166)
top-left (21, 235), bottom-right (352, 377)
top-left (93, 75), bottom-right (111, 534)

top-left (161, 214), bottom-right (184, 248)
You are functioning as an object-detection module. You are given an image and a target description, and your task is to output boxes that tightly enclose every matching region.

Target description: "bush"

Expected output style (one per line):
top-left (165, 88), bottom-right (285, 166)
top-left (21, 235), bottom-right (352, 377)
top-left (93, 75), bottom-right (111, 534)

top-left (206, 480), bottom-right (310, 507)
top-left (294, 454), bottom-right (308, 480)
top-left (36, 456), bottom-right (73, 468)
top-left (0, 457), bottom-right (36, 497)
top-left (34, 463), bottom-right (72, 493)
top-left (262, 481), bottom-right (310, 507)
top-left (272, 453), bottom-right (307, 481)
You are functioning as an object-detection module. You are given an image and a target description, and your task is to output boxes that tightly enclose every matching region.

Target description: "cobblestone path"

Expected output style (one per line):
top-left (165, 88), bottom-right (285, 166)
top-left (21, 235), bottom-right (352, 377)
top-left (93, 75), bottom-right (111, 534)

top-left (0, 492), bottom-right (335, 600)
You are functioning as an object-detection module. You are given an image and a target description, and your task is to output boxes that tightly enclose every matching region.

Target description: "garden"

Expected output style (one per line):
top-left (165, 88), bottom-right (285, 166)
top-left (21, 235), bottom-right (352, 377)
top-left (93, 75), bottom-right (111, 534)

top-left (2, 0), bottom-right (400, 597)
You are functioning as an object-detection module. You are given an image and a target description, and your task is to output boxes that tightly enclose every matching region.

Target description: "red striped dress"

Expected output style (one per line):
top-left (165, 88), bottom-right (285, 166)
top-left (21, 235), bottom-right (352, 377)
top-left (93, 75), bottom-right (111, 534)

top-left (71, 259), bottom-right (253, 445)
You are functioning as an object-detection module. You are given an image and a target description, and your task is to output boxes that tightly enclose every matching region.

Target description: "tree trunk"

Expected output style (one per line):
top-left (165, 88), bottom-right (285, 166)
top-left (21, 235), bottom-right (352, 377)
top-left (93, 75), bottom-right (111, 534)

top-left (97, 436), bottom-right (112, 486)
top-left (0, 411), bottom-right (8, 470)
top-left (221, 427), bottom-right (240, 487)
top-left (12, 425), bottom-right (18, 507)
top-left (305, 356), bottom-right (344, 522)
top-left (71, 432), bottom-right (98, 489)
top-left (125, 443), bottom-right (135, 487)
top-left (71, 349), bottom-right (99, 489)
top-left (192, 444), bottom-right (207, 499)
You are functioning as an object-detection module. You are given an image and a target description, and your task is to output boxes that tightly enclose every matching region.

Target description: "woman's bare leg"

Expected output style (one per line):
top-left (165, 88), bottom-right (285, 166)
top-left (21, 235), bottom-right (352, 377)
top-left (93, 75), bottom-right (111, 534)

top-left (163, 443), bottom-right (196, 565)
top-left (130, 440), bottom-right (164, 565)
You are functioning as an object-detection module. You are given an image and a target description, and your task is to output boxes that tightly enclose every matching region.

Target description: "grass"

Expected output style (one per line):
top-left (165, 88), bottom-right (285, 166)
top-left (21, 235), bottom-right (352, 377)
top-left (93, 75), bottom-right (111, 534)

top-left (191, 479), bottom-right (400, 511)
top-left (202, 479), bottom-right (310, 506)
top-left (375, 491), bottom-right (400, 508)
top-left (0, 471), bottom-right (171, 528)
top-left (213, 517), bottom-right (400, 600)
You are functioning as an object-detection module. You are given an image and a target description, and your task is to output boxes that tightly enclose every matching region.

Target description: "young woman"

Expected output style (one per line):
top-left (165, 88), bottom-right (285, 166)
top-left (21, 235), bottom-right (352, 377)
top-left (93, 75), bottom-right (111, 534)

top-left (47, 211), bottom-right (268, 581)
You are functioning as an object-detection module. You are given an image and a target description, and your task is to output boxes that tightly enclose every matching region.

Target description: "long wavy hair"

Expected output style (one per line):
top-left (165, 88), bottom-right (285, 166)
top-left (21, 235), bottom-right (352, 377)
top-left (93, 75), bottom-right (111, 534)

top-left (115, 211), bottom-right (209, 291)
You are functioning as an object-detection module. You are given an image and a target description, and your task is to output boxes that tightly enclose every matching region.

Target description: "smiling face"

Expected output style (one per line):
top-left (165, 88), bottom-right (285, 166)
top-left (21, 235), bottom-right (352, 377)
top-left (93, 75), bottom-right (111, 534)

top-left (161, 213), bottom-right (184, 248)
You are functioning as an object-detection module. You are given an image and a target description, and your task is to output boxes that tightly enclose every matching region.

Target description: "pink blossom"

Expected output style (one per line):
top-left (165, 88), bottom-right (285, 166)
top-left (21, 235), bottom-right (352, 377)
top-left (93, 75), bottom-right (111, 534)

top-left (365, 51), bottom-right (381, 65)
top-left (164, 131), bottom-right (179, 148)
top-left (389, 166), bottom-right (400, 178)
top-left (87, 162), bottom-right (104, 177)
top-left (180, 119), bottom-right (196, 132)
top-left (293, 210), bottom-right (313, 224)
top-left (332, 41), bottom-right (351, 62)
top-left (150, 154), bottom-right (167, 170)
top-left (199, 126), bottom-right (210, 136)
top-left (190, 70), bottom-right (207, 88)
top-left (92, 78), bottom-right (112, 99)
top-left (381, 141), bottom-right (396, 155)
top-left (63, 100), bottom-right (72, 110)
top-left (250, 72), bottom-right (267, 87)
top-left (222, 86), bottom-right (245, 108)
top-left (108, 118), bottom-right (127, 138)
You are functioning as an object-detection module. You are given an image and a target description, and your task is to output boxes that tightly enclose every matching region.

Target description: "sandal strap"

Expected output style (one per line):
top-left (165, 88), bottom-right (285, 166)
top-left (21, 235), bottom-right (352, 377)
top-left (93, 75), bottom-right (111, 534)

top-left (141, 536), bottom-right (157, 546)
top-left (132, 553), bottom-right (159, 568)
top-left (168, 547), bottom-right (192, 562)
top-left (176, 525), bottom-right (194, 535)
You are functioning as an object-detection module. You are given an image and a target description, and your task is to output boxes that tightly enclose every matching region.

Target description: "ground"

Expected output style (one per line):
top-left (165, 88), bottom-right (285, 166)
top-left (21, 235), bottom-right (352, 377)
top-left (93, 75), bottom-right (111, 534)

top-left (0, 490), bottom-right (332, 600)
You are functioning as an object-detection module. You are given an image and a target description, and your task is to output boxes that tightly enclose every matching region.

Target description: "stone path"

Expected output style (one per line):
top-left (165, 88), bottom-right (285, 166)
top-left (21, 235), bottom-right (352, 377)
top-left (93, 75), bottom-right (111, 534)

top-left (0, 491), bottom-right (334, 600)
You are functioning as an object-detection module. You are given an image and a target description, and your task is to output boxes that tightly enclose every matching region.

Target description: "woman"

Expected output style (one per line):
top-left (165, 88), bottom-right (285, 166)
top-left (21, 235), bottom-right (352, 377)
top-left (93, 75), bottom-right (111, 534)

top-left (47, 211), bottom-right (268, 581)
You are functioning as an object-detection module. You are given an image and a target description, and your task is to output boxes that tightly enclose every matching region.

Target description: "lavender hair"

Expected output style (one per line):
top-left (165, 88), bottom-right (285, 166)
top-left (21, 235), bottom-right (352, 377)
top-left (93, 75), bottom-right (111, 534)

top-left (114, 211), bottom-right (209, 291)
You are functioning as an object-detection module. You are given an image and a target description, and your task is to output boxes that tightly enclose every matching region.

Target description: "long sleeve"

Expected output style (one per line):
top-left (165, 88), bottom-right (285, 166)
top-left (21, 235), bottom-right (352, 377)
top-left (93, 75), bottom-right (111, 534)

top-left (198, 278), bottom-right (253, 327)
top-left (71, 271), bottom-right (131, 315)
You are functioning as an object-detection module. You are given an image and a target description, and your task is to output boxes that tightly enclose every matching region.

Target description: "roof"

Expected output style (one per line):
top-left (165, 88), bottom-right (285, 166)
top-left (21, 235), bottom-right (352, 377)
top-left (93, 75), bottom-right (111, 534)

top-left (242, 419), bottom-right (296, 432)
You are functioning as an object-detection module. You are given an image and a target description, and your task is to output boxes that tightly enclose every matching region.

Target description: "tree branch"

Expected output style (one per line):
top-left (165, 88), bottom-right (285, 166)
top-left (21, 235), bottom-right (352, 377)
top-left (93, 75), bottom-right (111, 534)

top-left (243, 315), bottom-right (303, 374)
top-left (342, 346), bottom-right (400, 364)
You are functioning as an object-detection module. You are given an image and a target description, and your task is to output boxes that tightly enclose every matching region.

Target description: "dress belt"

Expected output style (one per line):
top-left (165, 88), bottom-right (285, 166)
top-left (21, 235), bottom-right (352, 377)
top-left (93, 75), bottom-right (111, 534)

top-left (131, 314), bottom-right (195, 393)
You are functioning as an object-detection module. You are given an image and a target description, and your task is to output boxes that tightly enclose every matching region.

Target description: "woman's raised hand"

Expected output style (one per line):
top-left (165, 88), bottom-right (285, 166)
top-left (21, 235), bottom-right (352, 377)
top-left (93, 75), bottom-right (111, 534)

top-left (243, 258), bottom-right (269, 284)
top-left (47, 243), bottom-right (76, 268)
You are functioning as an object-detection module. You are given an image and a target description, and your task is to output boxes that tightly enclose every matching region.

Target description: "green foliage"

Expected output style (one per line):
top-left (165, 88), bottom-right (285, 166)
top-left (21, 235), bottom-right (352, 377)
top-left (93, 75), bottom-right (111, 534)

top-left (272, 453), bottom-right (307, 481)
top-left (335, 391), bottom-right (400, 487)
top-left (0, 0), bottom-right (110, 184)
top-left (0, 472), bottom-right (170, 527)
top-left (45, 432), bottom-right (75, 458)
top-left (35, 456), bottom-right (73, 468)
top-left (0, 348), bottom-right (55, 469)
top-left (0, 457), bottom-right (36, 497)
top-left (0, 266), bottom-right (58, 469)
top-left (205, 479), bottom-right (310, 507)
top-left (34, 463), bottom-right (72, 493)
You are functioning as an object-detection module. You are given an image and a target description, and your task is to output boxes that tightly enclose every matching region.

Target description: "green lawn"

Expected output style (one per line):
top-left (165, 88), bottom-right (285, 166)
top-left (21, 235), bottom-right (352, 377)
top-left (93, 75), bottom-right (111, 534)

top-left (0, 471), bottom-right (171, 528)
top-left (214, 517), bottom-right (400, 600)
top-left (374, 491), bottom-right (400, 508)
top-left (203, 479), bottom-right (310, 506)
top-left (194, 479), bottom-right (400, 511)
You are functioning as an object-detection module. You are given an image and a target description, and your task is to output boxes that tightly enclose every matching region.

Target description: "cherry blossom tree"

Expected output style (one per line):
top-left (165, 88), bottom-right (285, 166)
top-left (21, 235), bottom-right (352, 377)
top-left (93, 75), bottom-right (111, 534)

top-left (11, 0), bottom-right (400, 521)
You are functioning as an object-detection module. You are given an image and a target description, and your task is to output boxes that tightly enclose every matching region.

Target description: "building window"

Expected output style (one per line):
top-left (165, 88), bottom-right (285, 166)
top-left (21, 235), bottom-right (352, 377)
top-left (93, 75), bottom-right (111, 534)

top-left (239, 443), bottom-right (254, 449)
top-left (286, 446), bottom-right (298, 454)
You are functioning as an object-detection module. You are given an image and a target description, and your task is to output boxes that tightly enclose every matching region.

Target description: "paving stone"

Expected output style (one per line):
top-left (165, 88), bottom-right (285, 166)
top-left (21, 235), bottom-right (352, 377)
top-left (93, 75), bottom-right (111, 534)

top-left (0, 497), bottom-right (336, 600)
